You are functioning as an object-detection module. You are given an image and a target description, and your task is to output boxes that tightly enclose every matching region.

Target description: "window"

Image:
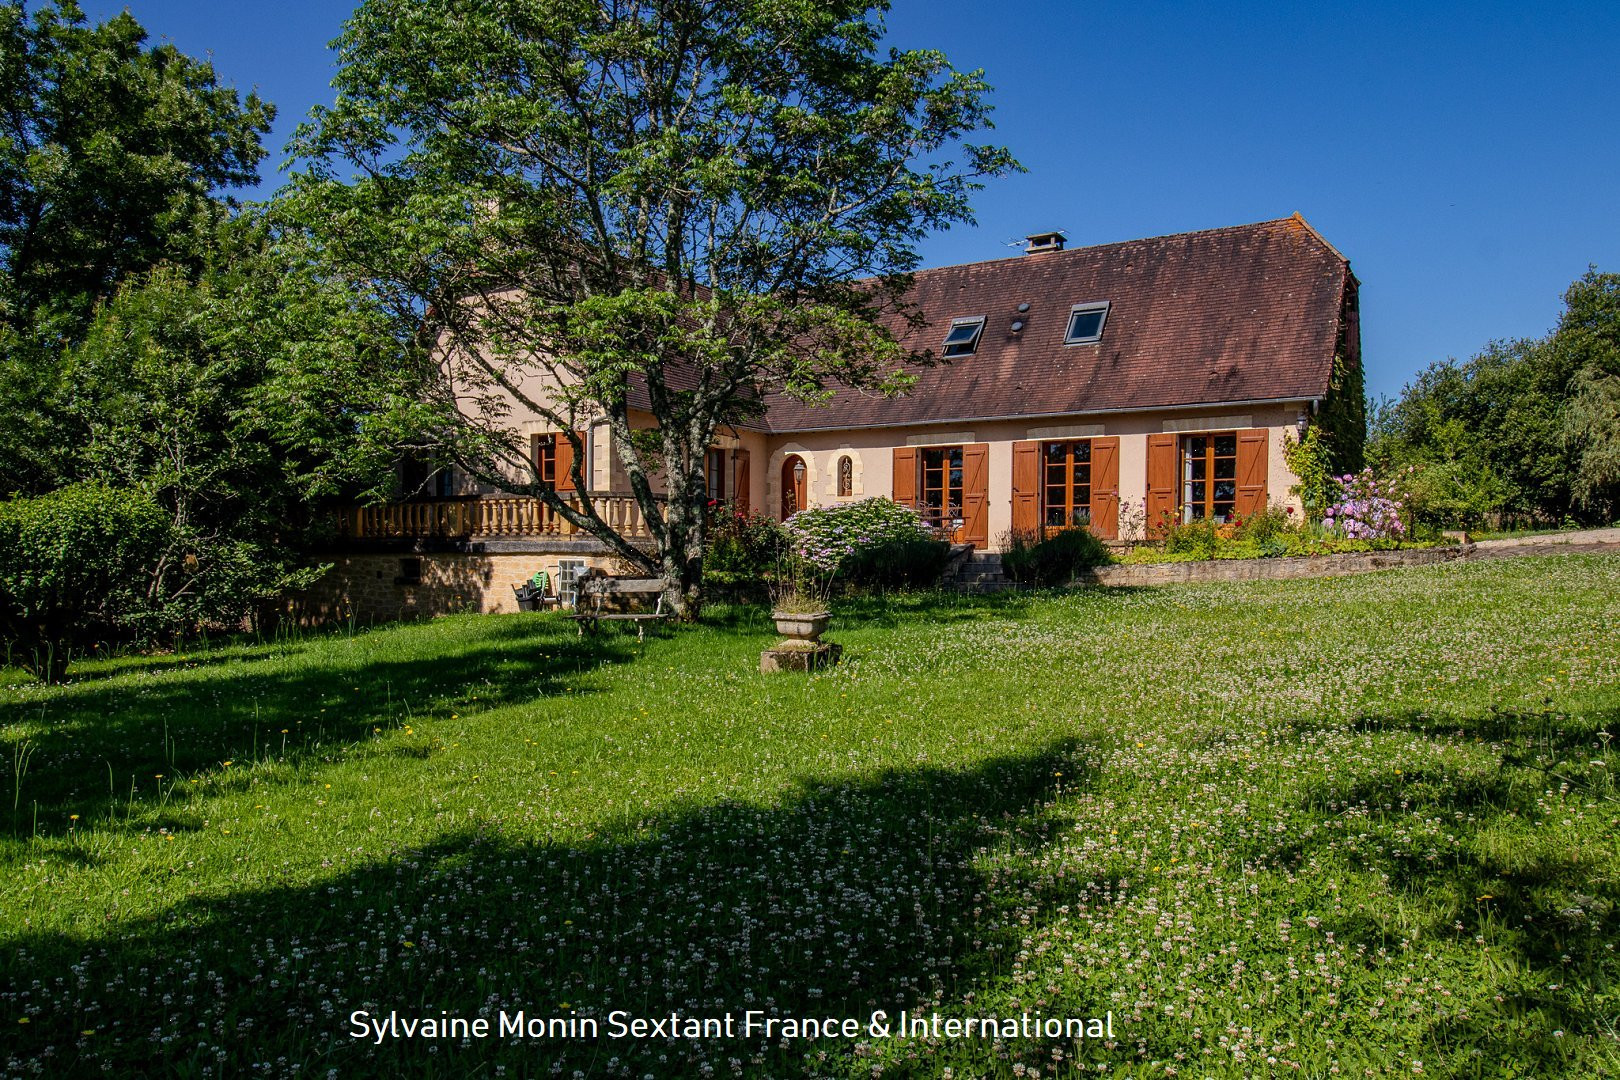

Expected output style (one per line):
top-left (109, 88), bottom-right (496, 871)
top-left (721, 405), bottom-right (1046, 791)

top-left (557, 558), bottom-right (588, 607)
top-left (1181, 433), bottom-right (1238, 522)
top-left (1064, 302), bottom-right (1110, 344)
top-left (837, 455), bottom-right (853, 497)
top-left (941, 317), bottom-right (986, 357)
top-left (1042, 440), bottom-right (1092, 531)
top-left (705, 449), bottom-right (727, 502)
top-left (395, 557), bottom-right (423, 586)
top-left (431, 467), bottom-right (456, 498)
top-left (920, 446), bottom-right (964, 530)
top-left (535, 433), bottom-right (559, 486)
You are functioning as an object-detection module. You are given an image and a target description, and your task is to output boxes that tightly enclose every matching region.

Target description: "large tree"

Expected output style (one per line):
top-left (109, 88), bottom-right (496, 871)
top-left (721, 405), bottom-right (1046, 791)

top-left (1368, 269), bottom-right (1620, 527)
top-left (0, 0), bottom-right (274, 492)
top-left (287, 0), bottom-right (1017, 615)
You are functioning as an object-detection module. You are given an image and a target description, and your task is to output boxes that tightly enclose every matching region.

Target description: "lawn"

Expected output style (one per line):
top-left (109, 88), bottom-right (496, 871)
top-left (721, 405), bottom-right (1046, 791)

top-left (2, 555), bottom-right (1618, 1078)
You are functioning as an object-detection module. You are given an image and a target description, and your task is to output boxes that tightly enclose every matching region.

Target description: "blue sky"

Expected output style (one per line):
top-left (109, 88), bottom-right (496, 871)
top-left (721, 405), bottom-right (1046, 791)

top-left (81, 0), bottom-right (1620, 401)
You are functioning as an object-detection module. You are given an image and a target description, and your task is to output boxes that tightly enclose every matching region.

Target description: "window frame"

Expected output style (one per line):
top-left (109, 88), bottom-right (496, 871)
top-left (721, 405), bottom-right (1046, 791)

top-left (705, 448), bottom-right (727, 503)
top-left (1041, 439), bottom-right (1094, 534)
top-left (1063, 301), bottom-right (1111, 345)
top-left (941, 316), bottom-right (986, 357)
top-left (918, 445), bottom-right (965, 531)
top-left (535, 433), bottom-right (559, 486)
top-left (1180, 432), bottom-right (1239, 523)
top-left (557, 558), bottom-right (589, 608)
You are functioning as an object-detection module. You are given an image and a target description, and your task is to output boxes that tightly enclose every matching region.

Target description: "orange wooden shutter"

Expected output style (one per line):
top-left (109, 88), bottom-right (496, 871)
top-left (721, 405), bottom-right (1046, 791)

top-left (1235, 428), bottom-right (1269, 520)
top-left (1090, 436), bottom-right (1120, 540)
top-left (1146, 433), bottom-right (1178, 538)
top-left (892, 447), bottom-right (918, 509)
top-left (961, 443), bottom-right (989, 546)
top-left (555, 432), bottom-right (577, 492)
top-left (1011, 440), bottom-right (1040, 535)
top-left (734, 449), bottom-right (750, 515)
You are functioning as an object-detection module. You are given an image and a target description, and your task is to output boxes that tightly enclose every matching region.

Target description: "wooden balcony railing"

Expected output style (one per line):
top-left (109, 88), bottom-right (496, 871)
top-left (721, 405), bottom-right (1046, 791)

top-left (344, 493), bottom-right (662, 542)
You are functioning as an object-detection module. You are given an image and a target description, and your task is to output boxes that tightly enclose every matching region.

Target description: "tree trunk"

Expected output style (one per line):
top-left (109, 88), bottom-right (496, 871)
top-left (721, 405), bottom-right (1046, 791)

top-left (656, 495), bottom-right (707, 620)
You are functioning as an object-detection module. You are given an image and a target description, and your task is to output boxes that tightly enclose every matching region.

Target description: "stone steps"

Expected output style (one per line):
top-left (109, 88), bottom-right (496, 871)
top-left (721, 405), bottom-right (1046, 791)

top-left (941, 547), bottom-right (1012, 593)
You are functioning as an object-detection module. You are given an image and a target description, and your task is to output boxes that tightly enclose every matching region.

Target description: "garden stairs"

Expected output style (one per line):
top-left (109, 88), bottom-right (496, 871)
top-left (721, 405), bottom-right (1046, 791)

top-left (943, 544), bottom-right (1011, 593)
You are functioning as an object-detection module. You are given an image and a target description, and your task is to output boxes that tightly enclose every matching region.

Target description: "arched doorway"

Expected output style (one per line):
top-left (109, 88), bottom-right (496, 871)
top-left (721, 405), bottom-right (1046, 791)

top-left (780, 455), bottom-right (807, 519)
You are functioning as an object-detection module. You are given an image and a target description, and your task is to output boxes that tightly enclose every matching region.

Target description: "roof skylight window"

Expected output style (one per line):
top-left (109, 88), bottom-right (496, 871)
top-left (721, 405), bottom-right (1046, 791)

top-left (1064, 302), bottom-right (1110, 344)
top-left (942, 316), bottom-right (986, 357)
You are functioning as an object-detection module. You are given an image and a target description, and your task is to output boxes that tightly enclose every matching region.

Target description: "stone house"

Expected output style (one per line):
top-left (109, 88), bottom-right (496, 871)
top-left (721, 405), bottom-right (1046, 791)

top-left (307, 214), bottom-right (1361, 620)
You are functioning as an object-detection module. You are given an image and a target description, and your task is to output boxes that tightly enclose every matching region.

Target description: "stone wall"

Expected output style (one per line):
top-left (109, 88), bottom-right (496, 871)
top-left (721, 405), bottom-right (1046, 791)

top-left (1076, 545), bottom-right (1469, 588)
top-left (291, 550), bottom-right (621, 624)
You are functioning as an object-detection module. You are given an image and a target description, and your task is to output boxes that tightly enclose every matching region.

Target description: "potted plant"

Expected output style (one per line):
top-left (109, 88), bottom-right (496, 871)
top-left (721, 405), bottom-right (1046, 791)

top-left (768, 558), bottom-right (833, 642)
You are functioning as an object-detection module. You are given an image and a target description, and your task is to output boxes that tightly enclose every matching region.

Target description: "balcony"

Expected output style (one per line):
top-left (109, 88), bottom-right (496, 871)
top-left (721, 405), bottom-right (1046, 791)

top-left (342, 493), bottom-right (663, 543)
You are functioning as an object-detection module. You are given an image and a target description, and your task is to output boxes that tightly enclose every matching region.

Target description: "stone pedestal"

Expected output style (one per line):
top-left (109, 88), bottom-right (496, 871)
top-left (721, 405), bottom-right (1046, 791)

top-left (760, 641), bottom-right (842, 673)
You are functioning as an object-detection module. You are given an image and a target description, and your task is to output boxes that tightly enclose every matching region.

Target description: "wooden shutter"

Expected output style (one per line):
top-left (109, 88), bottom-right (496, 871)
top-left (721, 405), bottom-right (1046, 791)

top-left (734, 449), bottom-right (751, 515)
top-left (1011, 440), bottom-right (1040, 535)
top-left (1090, 436), bottom-right (1120, 540)
top-left (555, 432), bottom-right (577, 493)
top-left (1235, 428), bottom-right (1269, 520)
top-left (1146, 433), bottom-right (1178, 538)
top-left (892, 447), bottom-right (918, 509)
top-left (961, 442), bottom-right (989, 546)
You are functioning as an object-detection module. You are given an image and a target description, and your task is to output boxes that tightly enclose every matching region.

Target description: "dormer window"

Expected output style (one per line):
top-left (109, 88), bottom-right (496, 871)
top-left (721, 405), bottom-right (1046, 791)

top-left (1064, 302), bottom-right (1110, 344)
top-left (941, 316), bottom-right (986, 357)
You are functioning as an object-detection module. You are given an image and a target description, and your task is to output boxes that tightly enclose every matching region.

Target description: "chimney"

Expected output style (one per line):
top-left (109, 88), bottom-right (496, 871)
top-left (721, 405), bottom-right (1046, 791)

top-left (1024, 230), bottom-right (1066, 255)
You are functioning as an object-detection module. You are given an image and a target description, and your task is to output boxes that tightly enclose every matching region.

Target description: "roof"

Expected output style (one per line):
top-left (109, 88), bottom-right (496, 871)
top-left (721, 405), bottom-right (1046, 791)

top-left (760, 215), bottom-right (1353, 433)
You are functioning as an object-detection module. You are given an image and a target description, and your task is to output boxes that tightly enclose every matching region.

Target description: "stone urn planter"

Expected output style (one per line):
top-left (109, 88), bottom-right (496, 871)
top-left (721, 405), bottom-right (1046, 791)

top-left (770, 610), bottom-right (832, 642)
top-left (761, 610), bottom-right (840, 673)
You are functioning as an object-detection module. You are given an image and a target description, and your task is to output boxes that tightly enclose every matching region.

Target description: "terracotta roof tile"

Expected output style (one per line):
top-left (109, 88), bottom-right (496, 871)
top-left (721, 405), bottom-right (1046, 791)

top-left (761, 215), bottom-right (1351, 432)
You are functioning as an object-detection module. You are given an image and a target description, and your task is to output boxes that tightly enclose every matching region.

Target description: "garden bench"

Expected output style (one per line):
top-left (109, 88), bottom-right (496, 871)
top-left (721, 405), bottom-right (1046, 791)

top-left (569, 576), bottom-right (670, 641)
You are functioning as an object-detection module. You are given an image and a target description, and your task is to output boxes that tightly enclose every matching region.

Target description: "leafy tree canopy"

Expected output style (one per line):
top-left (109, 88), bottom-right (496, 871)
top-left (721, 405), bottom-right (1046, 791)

top-left (0, 0), bottom-right (275, 495)
top-left (0, 0), bottom-right (273, 332)
top-left (1369, 269), bottom-right (1620, 526)
top-left (287, 0), bottom-right (1019, 614)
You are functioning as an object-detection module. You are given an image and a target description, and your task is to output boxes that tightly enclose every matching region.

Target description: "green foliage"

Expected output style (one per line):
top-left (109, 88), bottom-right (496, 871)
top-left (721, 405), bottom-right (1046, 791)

top-left (0, 1), bottom-right (272, 494)
top-left (1317, 349), bottom-right (1366, 473)
top-left (1281, 427), bottom-right (1334, 515)
top-left (784, 497), bottom-right (949, 588)
top-left (1559, 271), bottom-right (1620, 516)
top-left (0, 0), bottom-right (272, 330)
top-left (703, 508), bottom-right (788, 593)
top-left (1234, 502), bottom-right (1298, 545)
top-left (0, 483), bottom-right (171, 680)
top-left (1370, 270), bottom-right (1620, 526)
top-left (48, 229), bottom-right (409, 631)
top-left (999, 527), bottom-right (1112, 585)
top-left (285, 0), bottom-right (1019, 612)
top-left (1163, 517), bottom-right (1218, 559)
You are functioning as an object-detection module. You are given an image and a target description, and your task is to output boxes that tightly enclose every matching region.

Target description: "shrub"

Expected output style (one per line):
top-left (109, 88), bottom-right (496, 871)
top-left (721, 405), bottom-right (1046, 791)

top-left (1235, 502), bottom-right (1298, 544)
top-left (783, 498), bottom-right (949, 588)
top-left (0, 484), bottom-right (175, 681)
top-left (1324, 468), bottom-right (1409, 541)
top-left (999, 527), bottom-right (1112, 586)
top-left (1163, 517), bottom-right (1217, 559)
top-left (703, 507), bottom-right (787, 589)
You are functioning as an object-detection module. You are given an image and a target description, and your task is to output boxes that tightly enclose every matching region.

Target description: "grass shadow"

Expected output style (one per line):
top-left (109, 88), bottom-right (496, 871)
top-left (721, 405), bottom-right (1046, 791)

top-left (0, 614), bottom-right (640, 839)
top-left (1274, 704), bottom-right (1620, 1068)
top-left (1, 740), bottom-right (1087, 1077)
